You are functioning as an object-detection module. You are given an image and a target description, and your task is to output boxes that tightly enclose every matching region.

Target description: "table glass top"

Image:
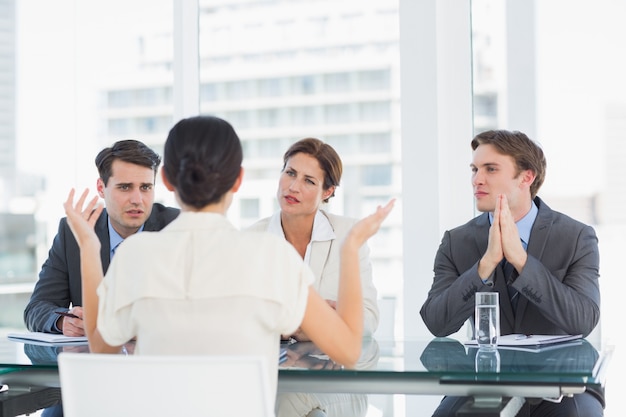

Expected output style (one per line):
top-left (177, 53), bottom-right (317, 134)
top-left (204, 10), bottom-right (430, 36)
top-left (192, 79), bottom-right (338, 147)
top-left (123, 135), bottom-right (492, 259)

top-left (0, 335), bottom-right (612, 388)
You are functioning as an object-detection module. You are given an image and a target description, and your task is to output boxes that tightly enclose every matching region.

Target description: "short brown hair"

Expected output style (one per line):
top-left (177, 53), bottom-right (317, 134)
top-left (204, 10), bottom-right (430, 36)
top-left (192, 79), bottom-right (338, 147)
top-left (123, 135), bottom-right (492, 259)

top-left (471, 130), bottom-right (546, 199)
top-left (95, 140), bottom-right (161, 186)
top-left (282, 138), bottom-right (342, 203)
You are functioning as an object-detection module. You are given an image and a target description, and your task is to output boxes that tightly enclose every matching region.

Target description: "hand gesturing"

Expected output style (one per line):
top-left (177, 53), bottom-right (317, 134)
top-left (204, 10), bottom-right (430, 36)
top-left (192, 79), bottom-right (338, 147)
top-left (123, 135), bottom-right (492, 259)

top-left (63, 188), bottom-right (104, 250)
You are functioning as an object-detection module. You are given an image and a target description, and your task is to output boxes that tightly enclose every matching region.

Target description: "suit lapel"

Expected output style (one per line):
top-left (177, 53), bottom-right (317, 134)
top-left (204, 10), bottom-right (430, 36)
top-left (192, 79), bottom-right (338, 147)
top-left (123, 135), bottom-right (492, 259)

top-left (95, 210), bottom-right (112, 273)
top-left (309, 240), bottom-right (331, 290)
top-left (143, 207), bottom-right (160, 231)
top-left (514, 197), bottom-right (553, 323)
top-left (526, 198), bottom-right (552, 257)
top-left (473, 213), bottom-right (490, 255)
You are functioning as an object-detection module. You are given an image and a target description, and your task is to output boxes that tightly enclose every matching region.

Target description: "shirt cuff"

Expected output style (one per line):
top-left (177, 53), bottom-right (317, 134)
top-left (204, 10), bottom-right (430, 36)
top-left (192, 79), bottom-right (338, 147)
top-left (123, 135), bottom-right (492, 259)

top-left (481, 271), bottom-right (495, 287)
top-left (52, 312), bottom-right (63, 333)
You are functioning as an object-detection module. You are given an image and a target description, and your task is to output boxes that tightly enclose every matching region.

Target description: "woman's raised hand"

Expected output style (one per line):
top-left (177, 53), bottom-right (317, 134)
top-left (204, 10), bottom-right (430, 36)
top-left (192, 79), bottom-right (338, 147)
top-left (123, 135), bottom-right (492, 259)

top-left (347, 199), bottom-right (396, 247)
top-left (63, 188), bottom-right (104, 249)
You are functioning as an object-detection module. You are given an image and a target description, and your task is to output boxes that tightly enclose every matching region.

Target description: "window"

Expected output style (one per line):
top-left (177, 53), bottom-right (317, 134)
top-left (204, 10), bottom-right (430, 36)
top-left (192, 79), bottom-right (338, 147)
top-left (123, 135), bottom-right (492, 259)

top-left (239, 198), bottom-right (260, 219)
top-left (361, 164), bottom-right (392, 186)
top-left (258, 108), bottom-right (282, 127)
top-left (359, 132), bottom-right (391, 153)
top-left (359, 101), bottom-right (390, 122)
top-left (7, 1), bottom-right (624, 416)
top-left (258, 78), bottom-right (283, 98)
top-left (200, 83), bottom-right (218, 102)
top-left (324, 72), bottom-right (351, 93)
top-left (6, 0), bottom-right (173, 328)
top-left (357, 69), bottom-right (390, 90)
top-left (324, 103), bottom-right (353, 124)
top-left (225, 80), bottom-right (254, 100)
top-left (290, 106), bottom-right (318, 126)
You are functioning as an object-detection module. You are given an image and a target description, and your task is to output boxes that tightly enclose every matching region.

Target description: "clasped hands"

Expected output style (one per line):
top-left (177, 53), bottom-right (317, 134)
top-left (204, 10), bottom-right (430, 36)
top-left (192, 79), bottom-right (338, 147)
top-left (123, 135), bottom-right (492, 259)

top-left (478, 194), bottom-right (527, 280)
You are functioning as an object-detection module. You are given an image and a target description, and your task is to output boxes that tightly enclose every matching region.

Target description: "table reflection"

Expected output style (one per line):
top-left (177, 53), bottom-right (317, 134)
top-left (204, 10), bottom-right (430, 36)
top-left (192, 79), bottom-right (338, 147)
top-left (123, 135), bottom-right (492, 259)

top-left (23, 344), bottom-right (90, 366)
top-left (474, 347), bottom-right (500, 373)
top-left (278, 337), bottom-right (380, 417)
top-left (22, 341), bottom-right (136, 366)
top-left (419, 337), bottom-right (599, 376)
top-left (418, 337), bottom-right (605, 408)
top-left (0, 334), bottom-right (609, 401)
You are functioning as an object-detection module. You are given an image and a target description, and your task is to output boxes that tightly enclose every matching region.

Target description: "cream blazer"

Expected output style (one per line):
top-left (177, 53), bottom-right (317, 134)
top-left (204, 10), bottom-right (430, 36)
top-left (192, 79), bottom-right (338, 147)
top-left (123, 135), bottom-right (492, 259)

top-left (247, 210), bottom-right (380, 336)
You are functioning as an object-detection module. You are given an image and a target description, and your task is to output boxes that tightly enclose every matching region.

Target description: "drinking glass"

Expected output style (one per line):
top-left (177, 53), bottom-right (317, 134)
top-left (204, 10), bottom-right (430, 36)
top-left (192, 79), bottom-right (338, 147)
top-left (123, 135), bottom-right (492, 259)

top-left (475, 292), bottom-right (500, 347)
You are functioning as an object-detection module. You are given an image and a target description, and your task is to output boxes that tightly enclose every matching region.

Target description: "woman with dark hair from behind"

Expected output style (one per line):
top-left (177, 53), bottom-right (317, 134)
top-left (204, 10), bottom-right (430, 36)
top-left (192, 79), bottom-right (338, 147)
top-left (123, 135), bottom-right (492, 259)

top-left (62, 115), bottom-right (395, 411)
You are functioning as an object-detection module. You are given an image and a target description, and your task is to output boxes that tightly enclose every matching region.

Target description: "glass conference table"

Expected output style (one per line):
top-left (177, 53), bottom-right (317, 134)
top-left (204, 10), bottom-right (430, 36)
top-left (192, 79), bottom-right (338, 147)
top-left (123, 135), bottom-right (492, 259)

top-left (0, 335), bottom-right (613, 417)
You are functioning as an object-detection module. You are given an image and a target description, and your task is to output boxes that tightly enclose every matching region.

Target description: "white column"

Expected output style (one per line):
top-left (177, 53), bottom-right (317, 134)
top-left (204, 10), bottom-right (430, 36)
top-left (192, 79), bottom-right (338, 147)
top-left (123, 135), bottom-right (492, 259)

top-left (173, 0), bottom-right (200, 122)
top-left (400, 0), bottom-right (474, 341)
top-left (400, 1), bottom-right (475, 414)
top-left (505, 0), bottom-right (537, 138)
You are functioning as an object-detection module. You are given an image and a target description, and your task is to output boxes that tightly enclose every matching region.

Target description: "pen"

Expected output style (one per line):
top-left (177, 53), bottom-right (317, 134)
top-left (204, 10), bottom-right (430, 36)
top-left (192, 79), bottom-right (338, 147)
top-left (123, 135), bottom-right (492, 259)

top-left (515, 334), bottom-right (532, 340)
top-left (56, 311), bottom-right (82, 320)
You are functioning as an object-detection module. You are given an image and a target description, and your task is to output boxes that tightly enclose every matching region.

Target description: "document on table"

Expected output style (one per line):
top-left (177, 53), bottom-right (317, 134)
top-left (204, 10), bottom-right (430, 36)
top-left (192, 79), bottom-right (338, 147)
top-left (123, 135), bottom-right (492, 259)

top-left (465, 334), bottom-right (583, 351)
top-left (7, 331), bottom-right (89, 346)
top-left (466, 333), bottom-right (583, 347)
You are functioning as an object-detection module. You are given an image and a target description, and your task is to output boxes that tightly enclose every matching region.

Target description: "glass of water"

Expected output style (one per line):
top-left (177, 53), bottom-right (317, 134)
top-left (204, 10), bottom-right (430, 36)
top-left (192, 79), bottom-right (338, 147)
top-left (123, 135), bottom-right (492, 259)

top-left (475, 292), bottom-right (500, 347)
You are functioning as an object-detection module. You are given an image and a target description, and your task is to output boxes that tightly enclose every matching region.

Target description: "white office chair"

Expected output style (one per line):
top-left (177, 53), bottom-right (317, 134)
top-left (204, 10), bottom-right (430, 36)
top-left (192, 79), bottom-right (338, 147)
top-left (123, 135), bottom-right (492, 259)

top-left (58, 352), bottom-right (274, 417)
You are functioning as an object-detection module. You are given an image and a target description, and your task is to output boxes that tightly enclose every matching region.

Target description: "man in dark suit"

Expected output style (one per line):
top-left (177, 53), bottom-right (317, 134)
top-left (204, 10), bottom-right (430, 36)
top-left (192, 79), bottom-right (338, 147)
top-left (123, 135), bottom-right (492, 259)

top-left (420, 130), bottom-right (603, 416)
top-left (24, 139), bottom-right (179, 336)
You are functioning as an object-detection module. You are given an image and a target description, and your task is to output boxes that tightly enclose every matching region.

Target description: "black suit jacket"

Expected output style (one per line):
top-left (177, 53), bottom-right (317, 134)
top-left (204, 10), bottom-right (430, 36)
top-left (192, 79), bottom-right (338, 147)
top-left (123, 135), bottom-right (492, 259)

top-left (420, 197), bottom-right (601, 338)
top-left (24, 203), bottom-right (179, 333)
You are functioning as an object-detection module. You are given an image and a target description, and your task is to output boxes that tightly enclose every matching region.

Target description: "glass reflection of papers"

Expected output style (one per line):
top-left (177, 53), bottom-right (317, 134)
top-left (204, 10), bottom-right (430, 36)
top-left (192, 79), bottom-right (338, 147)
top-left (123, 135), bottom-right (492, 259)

top-left (419, 337), bottom-right (605, 408)
top-left (420, 337), bottom-right (599, 373)
top-left (277, 337), bottom-right (380, 417)
top-left (24, 343), bottom-right (90, 365)
top-left (23, 340), bottom-right (135, 365)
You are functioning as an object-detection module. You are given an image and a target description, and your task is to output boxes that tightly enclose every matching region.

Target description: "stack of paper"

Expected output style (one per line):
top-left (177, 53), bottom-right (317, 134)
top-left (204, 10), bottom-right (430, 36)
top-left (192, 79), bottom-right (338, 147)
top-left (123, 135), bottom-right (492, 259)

top-left (7, 332), bottom-right (89, 346)
top-left (465, 333), bottom-right (583, 352)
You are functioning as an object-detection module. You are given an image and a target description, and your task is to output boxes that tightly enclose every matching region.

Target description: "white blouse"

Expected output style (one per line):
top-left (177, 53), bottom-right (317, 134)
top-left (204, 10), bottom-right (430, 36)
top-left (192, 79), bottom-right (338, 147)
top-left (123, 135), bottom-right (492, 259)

top-left (96, 211), bottom-right (314, 397)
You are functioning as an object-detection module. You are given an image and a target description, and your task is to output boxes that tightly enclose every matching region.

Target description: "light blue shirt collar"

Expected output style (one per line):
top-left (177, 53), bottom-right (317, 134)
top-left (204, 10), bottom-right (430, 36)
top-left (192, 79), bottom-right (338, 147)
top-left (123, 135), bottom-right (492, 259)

top-left (488, 200), bottom-right (538, 249)
top-left (108, 218), bottom-right (144, 258)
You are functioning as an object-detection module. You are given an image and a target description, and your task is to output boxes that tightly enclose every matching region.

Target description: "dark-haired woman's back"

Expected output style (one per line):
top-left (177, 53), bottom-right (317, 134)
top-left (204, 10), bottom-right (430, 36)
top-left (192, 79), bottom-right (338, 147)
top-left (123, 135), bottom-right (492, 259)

top-left (100, 211), bottom-right (313, 395)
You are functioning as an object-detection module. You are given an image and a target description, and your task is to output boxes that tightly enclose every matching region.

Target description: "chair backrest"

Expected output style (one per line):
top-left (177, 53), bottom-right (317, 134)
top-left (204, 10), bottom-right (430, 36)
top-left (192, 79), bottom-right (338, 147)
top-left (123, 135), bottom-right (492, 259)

top-left (58, 352), bottom-right (274, 417)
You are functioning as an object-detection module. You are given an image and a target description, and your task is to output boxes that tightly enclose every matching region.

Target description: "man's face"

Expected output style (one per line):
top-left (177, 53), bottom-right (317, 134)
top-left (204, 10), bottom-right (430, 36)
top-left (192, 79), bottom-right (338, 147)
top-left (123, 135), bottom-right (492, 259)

top-left (471, 144), bottom-right (531, 216)
top-left (97, 159), bottom-right (156, 238)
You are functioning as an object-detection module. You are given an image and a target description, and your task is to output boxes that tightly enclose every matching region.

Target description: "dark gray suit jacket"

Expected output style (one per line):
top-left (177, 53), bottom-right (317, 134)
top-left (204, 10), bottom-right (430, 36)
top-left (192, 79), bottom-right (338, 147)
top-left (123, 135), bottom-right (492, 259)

top-left (420, 197), bottom-right (601, 338)
top-left (24, 203), bottom-right (179, 333)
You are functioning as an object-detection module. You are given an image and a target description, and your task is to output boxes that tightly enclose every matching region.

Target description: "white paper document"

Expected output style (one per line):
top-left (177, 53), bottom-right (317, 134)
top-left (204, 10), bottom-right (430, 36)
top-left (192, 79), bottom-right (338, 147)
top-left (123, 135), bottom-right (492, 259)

top-left (465, 333), bottom-right (583, 349)
top-left (7, 332), bottom-right (89, 346)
